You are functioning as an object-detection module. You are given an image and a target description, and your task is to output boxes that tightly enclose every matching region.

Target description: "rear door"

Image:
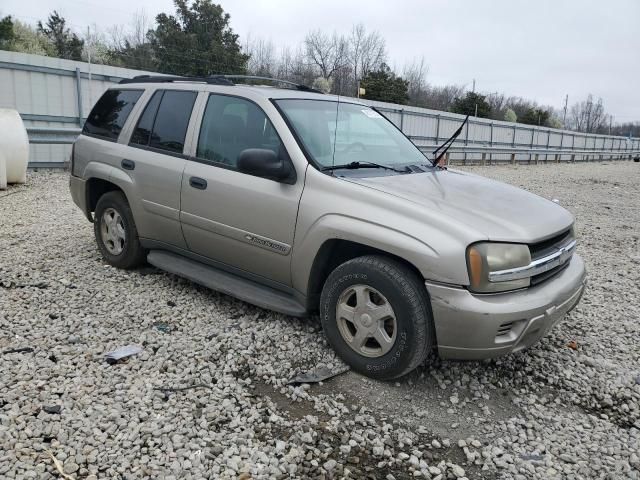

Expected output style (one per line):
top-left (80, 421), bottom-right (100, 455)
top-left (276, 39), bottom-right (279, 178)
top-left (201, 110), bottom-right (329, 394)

top-left (124, 88), bottom-right (198, 249)
top-left (180, 93), bottom-right (304, 286)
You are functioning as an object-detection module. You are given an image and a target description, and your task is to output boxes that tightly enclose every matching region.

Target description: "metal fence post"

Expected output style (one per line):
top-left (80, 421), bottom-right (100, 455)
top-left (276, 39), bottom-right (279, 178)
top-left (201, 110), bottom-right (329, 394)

top-left (489, 123), bottom-right (493, 164)
top-left (464, 119), bottom-right (469, 165)
top-left (559, 131), bottom-right (564, 162)
top-left (625, 136), bottom-right (629, 160)
top-left (529, 128), bottom-right (535, 163)
top-left (435, 114), bottom-right (440, 143)
top-left (512, 125), bottom-right (517, 163)
top-left (571, 134), bottom-right (575, 162)
top-left (399, 109), bottom-right (404, 132)
top-left (618, 137), bottom-right (622, 160)
top-left (74, 67), bottom-right (83, 126)
top-left (545, 129), bottom-right (550, 163)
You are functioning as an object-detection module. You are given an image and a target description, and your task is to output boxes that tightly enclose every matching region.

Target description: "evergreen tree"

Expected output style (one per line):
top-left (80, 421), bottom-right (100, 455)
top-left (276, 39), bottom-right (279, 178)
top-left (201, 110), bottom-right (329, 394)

top-left (520, 107), bottom-right (550, 126)
top-left (150, 0), bottom-right (249, 75)
top-left (451, 92), bottom-right (491, 118)
top-left (360, 64), bottom-right (409, 105)
top-left (0, 16), bottom-right (14, 48)
top-left (37, 11), bottom-right (84, 60)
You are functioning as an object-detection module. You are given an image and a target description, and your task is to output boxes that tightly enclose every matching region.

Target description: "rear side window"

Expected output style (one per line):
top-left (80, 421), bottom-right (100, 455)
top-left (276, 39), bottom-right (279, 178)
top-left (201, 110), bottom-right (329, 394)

top-left (83, 89), bottom-right (143, 140)
top-left (130, 91), bottom-right (162, 146)
top-left (130, 90), bottom-right (197, 154)
top-left (196, 94), bottom-right (284, 168)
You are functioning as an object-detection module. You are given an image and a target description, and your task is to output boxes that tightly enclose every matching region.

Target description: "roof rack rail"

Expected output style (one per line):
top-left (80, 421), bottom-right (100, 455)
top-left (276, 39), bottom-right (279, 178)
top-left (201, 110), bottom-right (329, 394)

top-left (119, 75), bottom-right (233, 86)
top-left (119, 74), bottom-right (323, 93)
top-left (223, 75), bottom-right (324, 94)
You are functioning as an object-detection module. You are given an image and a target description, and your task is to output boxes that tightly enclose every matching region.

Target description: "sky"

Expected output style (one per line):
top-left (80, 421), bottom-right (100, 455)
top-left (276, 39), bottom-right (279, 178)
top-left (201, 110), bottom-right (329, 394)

top-left (4, 0), bottom-right (639, 121)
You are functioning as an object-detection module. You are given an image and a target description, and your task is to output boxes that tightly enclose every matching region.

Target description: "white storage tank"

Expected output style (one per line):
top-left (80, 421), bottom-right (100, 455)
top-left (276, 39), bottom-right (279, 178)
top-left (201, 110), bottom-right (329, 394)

top-left (0, 108), bottom-right (29, 188)
top-left (0, 151), bottom-right (6, 190)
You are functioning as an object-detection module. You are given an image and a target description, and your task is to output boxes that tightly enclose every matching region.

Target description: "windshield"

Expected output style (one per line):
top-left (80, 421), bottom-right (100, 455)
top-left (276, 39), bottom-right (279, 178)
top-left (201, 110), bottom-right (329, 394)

top-left (275, 99), bottom-right (430, 169)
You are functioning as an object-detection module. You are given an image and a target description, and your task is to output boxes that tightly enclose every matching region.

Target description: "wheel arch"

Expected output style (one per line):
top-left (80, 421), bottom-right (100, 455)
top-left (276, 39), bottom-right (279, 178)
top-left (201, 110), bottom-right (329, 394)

top-left (86, 178), bottom-right (123, 218)
top-left (84, 166), bottom-right (134, 221)
top-left (306, 239), bottom-right (425, 313)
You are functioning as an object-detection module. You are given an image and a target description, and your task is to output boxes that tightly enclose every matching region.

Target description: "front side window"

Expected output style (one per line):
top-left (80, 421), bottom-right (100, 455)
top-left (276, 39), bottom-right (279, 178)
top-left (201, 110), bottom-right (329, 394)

top-left (83, 89), bottom-right (143, 140)
top-left (196, 94), bottom-right (284, 168)
top-left (275, 99), bottom-right (430, 170)
top-left (130, 90), bottom-right (197, 154)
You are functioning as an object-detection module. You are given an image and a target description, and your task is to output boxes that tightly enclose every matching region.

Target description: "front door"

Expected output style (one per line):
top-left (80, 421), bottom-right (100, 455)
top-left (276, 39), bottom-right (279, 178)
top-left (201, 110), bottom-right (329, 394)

top-left (180, 94), bottom-right (304, 287)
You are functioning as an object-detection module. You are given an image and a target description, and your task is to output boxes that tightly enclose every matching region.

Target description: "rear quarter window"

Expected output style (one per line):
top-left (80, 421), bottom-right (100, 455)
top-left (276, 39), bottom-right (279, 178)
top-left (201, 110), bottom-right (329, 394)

top-left (83, 89), bottom-right (143, 141)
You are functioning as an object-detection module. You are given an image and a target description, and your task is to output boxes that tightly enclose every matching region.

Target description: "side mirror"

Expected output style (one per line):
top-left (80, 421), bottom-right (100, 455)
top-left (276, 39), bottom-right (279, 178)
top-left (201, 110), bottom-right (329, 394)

top-left (237, 148), bottom-right (293, 183)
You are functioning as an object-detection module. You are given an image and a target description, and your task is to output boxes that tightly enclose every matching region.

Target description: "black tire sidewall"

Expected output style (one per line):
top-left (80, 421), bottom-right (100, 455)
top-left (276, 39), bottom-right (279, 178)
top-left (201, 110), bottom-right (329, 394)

top-left (320, 257), bottom-right (431, 379)
top-left (93, 192), bottom-right (143, 269)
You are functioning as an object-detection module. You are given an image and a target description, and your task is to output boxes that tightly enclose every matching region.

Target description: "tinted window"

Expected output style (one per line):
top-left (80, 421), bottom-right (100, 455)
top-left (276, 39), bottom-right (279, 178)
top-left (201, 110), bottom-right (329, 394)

top-left (196, 95), bottom-right (284, 167)
top-left (83, 89), bottom-right (142, 140)
top-left (149, 90), bottom-right (197, 154)
top-left (130, 91), bottom-right (162, 146)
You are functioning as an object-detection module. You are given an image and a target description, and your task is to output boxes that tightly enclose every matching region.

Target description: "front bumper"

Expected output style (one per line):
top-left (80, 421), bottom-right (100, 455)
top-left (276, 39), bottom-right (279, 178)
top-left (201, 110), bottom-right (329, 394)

top-left (426, 254), bottom-right (587, 360)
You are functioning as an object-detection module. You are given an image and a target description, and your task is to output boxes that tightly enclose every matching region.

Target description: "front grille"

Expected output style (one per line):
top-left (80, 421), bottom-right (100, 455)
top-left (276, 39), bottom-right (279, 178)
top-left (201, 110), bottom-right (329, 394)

top-left (529, 228), bottom-right (574, 285)
top-left (529, 229), bottom-right (572, 260)
top-left (530, 261), bottom-right (570, 286)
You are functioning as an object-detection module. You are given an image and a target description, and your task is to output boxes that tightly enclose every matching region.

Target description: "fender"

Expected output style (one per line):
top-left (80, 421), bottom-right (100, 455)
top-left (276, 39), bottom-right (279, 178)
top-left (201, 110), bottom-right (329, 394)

top-left (291, 213), bottom-right (470, 296)
top-left (83, 161), bottom-right (139, 220)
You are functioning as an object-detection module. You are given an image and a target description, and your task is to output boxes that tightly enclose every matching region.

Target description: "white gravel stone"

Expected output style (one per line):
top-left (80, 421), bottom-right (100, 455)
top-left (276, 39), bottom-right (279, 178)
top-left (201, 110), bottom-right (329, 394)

top-left (1, 164), bottom-right (639, 480)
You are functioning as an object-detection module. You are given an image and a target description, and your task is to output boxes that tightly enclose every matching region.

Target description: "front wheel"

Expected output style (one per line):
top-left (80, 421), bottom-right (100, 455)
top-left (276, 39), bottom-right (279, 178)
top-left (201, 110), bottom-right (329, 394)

top-left (94, 191), bottom-right (146, 269)
top-left (320, 255), bottom-right (435, 380)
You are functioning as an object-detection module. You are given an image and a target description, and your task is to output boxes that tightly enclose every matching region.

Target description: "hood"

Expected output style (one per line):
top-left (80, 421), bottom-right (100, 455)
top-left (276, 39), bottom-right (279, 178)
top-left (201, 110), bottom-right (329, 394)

top-left (346, 169), bottom-right (574, 243)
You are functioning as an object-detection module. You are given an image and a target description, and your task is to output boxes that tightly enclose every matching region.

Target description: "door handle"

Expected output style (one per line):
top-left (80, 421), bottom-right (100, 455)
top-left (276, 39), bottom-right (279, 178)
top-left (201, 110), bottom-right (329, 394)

top-left (189, 177), bottom-right (207, 190)
top-left (121, 159), bottom-right (135, 170)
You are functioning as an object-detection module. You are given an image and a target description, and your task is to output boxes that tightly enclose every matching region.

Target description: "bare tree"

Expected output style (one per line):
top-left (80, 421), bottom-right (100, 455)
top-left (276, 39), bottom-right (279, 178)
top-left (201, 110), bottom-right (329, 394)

top-left (425, 84), bottom-right (466, 111)
top-left (107, 10), bottom-right (155, 70)
top-left (610, 121), bottom-right (640, 137)
top-left (304, 29), bottom-right (348, 81)
top-left (403, 56), bottom-right (429, 106)
top-left (109, 10), bottom-right (150, 50)
top-left (245, 36), bottom-right (276, 76)
top-left (349, 23), bottom-right (386, 94)
top-left (486, 92), bottom-right (507, 119)
top-left (569, 94), bottom-right (607, 133)
top-left (276, 45), bottom-right (315, 86)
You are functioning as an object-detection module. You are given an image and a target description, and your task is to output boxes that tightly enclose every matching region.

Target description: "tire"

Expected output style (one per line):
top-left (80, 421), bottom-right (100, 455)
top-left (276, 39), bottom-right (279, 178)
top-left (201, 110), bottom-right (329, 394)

top-left (320, 255), bottom-right (434, 380)
top-left (93, 191), bottom-right (146, 269)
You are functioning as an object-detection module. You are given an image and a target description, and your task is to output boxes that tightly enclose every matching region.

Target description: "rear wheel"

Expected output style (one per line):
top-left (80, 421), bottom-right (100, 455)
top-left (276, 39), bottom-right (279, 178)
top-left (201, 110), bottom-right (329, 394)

top-left (94, 191), bottom-right (145, 269)
top-left (320, 255), bottom-right (434, 380)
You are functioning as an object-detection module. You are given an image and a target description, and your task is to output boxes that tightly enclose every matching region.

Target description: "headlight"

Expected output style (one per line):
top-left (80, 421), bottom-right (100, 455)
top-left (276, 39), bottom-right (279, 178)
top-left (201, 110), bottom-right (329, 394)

top-left (466, 242), bottom-right (531, 293)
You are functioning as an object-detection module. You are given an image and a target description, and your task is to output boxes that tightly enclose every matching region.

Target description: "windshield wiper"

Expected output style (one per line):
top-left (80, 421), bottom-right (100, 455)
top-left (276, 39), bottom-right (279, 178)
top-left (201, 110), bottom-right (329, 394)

top-left (432, 114), bottom-right (469, 168)
top-left (321, 161), bottom-right (409, 173)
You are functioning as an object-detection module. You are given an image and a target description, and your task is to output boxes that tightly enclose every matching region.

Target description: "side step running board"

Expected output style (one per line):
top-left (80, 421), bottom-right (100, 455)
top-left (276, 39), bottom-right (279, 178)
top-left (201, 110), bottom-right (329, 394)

top-left (147, 250), bottom-right (307, 317)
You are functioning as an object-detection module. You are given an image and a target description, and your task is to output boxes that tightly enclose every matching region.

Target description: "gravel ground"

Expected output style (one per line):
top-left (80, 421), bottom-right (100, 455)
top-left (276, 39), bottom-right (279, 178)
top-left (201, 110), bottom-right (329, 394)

top-left (1, 162), bottom-right (639, 480)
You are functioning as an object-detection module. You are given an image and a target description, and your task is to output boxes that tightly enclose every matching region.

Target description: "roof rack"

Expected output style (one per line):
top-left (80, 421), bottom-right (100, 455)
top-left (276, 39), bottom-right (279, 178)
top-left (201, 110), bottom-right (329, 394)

top-left (119, 74), bottom-right (323, 94)
top-left (119, 75), bottom-right (233, 86)
top-left (223, 75), bottom-right (323, 94)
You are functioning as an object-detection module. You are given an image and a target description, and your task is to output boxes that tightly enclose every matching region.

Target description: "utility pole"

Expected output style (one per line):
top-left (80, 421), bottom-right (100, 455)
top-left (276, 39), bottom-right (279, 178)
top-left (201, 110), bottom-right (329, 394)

top-left (609, 115), bottom-right (613, 135)
top-left (472, 78), bottom-right (476, 93)
top-left (562, 94), bottom-right (568, 128)
top-left (474, 103), bottom-right (478, 117)
top-left (87, 26), bottom-right (92, 107)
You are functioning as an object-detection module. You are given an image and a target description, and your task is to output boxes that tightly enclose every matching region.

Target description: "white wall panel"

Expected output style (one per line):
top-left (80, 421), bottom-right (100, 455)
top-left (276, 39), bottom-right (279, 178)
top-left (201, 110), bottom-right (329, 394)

top-left (0, 50), bottom-right (637, 165)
